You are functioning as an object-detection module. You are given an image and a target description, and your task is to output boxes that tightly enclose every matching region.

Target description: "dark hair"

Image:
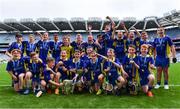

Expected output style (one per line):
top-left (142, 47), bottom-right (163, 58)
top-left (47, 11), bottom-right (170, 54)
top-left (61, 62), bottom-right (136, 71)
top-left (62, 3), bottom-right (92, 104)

top-left (15, 33), bottom-right (23, 38)
top-left (97, 34), bottom-right (102, 38)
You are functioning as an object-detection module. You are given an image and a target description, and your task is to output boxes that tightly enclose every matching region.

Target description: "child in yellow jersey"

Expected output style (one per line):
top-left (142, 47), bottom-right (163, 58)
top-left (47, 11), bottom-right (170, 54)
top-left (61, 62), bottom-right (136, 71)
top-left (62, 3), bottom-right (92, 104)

top-left (60, 35), bottom-right (74, 59)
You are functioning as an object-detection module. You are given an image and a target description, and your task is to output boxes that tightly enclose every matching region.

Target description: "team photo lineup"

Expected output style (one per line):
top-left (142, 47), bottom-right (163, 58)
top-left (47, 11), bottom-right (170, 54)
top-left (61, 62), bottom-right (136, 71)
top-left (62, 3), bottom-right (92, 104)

top-left (5, 16), bottom-right (177, 98)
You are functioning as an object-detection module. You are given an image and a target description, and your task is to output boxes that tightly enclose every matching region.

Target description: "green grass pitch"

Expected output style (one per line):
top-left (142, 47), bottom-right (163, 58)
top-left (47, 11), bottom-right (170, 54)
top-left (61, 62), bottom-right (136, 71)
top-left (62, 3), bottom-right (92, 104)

top-left (0, 63), bottom-right (180, 108)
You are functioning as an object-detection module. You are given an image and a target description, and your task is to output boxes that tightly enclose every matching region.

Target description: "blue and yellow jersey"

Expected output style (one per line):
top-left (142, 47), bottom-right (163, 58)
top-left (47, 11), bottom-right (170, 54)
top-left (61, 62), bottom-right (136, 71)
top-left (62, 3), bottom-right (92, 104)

top-left (137, 55), bottom-right (154, 77)
top-left (103, 57), bottom-right (121, 75)
top-left (23, 41), bottom-right (36, 56)
top-left (102, 24), bottom-right (113, 40)
top-left (122, 54), bottom-right (139, 81)
top-left (24, 57), bottom-right (45, 78)
top-left (126, 39), bottom-right (134, 48)
top-left (35, 40), bottom-right (51, 63)
top-left (87, 57), bottom-right (102, 74)
top-left (71, 41), bottom-right (84, 51)
top-left (43, 69), bottom-right (51, 82)
top-left (6, 58), bottom-right (26, 75)
top-left (56, 58), bottom-right (71, 80)
top-left (97, 40), bottom-right (106, 55)
top-left (85, 57), bottom-right (103, 81)
top-left (113, 38), bottom-right (128, 59)
top-left (133, 37), bottom-right (141, 53)
top-left (69, 58), bottom-right (85, 78)
top-left (49, 41), bottom-right (62, 59)
top-left (7, 41), bottom-right (25, 56)
top-left (83, 42), bottom-right (99, 53)
top-left (153, 36), bottom-right (173, 58)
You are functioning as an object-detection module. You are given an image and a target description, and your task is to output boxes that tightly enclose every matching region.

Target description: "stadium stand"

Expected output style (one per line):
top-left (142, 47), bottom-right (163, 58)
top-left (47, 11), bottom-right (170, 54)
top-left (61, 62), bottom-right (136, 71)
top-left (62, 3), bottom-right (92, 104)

top-left (0, 10), bottom-right (179, 61)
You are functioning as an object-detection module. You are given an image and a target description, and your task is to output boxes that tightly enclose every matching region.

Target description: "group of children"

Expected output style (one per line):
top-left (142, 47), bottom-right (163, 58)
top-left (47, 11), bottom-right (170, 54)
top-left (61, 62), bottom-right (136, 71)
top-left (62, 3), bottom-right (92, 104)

top-left (5, 16), bottom-right (177, 97)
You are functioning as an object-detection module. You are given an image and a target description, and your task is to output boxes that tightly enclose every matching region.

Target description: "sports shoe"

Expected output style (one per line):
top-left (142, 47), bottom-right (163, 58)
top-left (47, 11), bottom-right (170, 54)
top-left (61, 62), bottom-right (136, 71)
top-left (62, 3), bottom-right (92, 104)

top-left (164, 85), bottom-right (169, 90)
top-left (23, 89), bottom-right (30, 95)
top-left (55, 88), bottom-right (59, 95)
top-left (147, 91), bottom-right (153, 97)
top-left (36, 90), bottom-right (43, 97)
top-left (154, 84), bottom-right (160, 89)
top-left (96, 89), bottom-right (102, 95)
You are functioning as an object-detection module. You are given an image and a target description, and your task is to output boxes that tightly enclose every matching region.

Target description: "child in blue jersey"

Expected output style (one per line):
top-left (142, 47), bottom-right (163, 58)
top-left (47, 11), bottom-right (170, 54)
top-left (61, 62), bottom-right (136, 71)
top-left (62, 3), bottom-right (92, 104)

top-left (87, 51), bottom-right (104, 95)
top-left (139, 31), bottom-right (154, 55)
top-left (113, 31), bottom-right (128, 63)
top-left (49, 34), bottom-right (62, 59)
top-left (6, 33), bottom-right (25, 57)
top-left (41, 57), bottom-right (61, 95)
top-left (35, 32), bottom-right (51, 63)
top-left (138, 44), bottom-right (156, 97)
top-left (69, 50), bottom-right (85, 92)
top-left (71, 34), bottom-right (85, 52)
top-left (55, 50), bottom-right (71, 94)
top-left (55, 50), bottom-right (71, 81)
top-left (122, 44), bottom-right (140, 95)
top-left (6, 49), bottom-right (26, 94)
top-left (23, 52), bottom-right (45, 95)
top-left (103, 48), bottom-right (127, 95)
top-left (96, 34), bottom-right (106, 55)
top-left (81, 46), bottom-right (93, 83)
top-left (153, 27), bottom-right (177, 90)
top-left (23, 34), bottom-right (36, 57)
top-left (83, 34), bottom-right (100, 53)
top-left (102, 16), bottom-right (115, 53)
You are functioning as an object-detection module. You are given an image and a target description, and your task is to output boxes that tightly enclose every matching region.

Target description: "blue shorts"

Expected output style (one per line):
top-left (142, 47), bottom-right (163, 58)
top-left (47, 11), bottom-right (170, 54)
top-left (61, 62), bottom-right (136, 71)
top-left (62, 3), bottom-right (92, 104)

top-left (32, 77), bottom-right (41, 83)
top-left (91, 71), bottom-right (101, 83)
top-left (84, 72), bottom-right (91, 81)
top-left (140, 73), bottom-right (150, 86)
top-left (107, 72), bottom-right (120, 86)
top-left (155, 57), bottom-right (170, 68)
top-left (116, 55), bottom-right (125, 63)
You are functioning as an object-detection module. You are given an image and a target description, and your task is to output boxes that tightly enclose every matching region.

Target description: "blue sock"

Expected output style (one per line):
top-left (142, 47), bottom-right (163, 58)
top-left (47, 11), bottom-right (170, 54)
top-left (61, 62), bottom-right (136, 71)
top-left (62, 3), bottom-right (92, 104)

top-left (148, 86), bottom-right (153, 91)
top-left (157, 82), bottom-right (161, 85)
top-left (164, 81), bottom-right (168, 85)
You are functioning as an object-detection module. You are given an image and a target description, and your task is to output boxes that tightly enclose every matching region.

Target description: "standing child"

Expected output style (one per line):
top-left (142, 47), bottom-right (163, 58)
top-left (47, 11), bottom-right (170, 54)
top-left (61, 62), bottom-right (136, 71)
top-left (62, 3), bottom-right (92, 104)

top-left (153, 27), bottom-right (177, 89)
